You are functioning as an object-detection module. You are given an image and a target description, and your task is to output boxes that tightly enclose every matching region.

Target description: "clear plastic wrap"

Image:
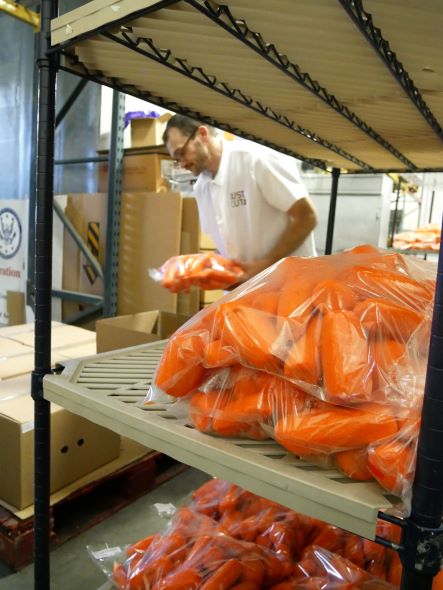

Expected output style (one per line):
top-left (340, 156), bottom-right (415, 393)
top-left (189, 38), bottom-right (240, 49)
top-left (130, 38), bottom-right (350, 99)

top-left (149, 252), bottom-right (244, 292)
top-left (149, 246), bottom-right (436, 506)
top-left (107, 506), bottom-right (298, 589)
top-left (284, 545), bottom-right (396, 589)
top-left (90, 478), bottom-right (442, 589)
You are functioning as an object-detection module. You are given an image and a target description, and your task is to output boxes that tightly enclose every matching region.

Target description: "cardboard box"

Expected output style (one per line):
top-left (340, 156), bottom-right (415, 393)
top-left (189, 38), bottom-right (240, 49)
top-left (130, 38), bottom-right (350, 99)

top-left (96, 310), bottom-right (191, 353)
top-left (7, 323), bottom-right (96, 349)
top-left (61, 193), bottom-right (107, 323)
top-left (98, 151), bottom-right (173, 193)
top-left (6, 291), bottom-right (25, 326)
top-left (177, 197), bottom-right (201, 316)
top-left (0, 383), bottom-right (120, 509)
top-left (130, 113), bottom-right (170, 148)
top-left (118, 192), bottom-right (183, 315)
top-left (200, 289), bottom-right (225, 305)
top-left (61, 192), bottom-right (201, 319)
top-left (199, 232), bottom-right (217, 251)
top-left (0, 322), bottom-right (97, 380)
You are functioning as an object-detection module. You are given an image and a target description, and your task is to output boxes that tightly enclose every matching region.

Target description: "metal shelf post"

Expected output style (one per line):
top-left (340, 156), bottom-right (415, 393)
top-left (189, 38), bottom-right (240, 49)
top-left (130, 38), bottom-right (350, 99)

top-left (400, 225), bottom-right (443, 588)
top-left (103, 90), bottom-right (125, 318)
top-left (32, 1), bottom-right (58, 589)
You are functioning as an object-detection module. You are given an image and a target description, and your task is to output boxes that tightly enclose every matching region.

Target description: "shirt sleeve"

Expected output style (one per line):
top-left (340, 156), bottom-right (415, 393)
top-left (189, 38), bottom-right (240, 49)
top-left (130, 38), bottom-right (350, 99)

top-left (253, 151), bottom-right (309, 212)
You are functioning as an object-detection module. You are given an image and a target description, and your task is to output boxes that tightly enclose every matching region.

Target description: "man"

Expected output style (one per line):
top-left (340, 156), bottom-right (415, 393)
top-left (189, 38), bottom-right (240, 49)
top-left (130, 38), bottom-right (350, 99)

top-left (163, 115), bottom-right (317, 283)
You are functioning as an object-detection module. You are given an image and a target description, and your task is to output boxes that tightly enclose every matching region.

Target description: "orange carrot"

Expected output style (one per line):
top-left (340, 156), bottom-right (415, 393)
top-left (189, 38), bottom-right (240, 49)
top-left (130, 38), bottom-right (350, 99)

top-left (368, 437), bottom-right (416, 495)
top-left (155, 332), bottom-right (206, 397)
top-left (222, 306), bottom-right (280, 370)
top-left (386, 551), bottom-right (402, 586)
top-left (204, 339), bottom-right (237, 367)
top-left (284, 313), bottom-right (322, 384)
top-left (343, 534), bottom-right (365, 569)
top-left (311, 279), bottom-right (358, 312)
top-left (240, 558), bottom-right (266, 585)
top-left (230, 582), bottom-right (260, 590)
top-left (335, 448), bottom-right (374, 481)
top-left (113, 562), bottom-right (127, 590)
top-left (277, 279), bottom-right (314, 321)
top-left (200, 558), bottom-right (243, 590)
top-left (274, 403), bottom-right (398, 457)
top-left (251, 291), bottom-right (279, 315)
top-left (158, 567), bottom-right (202, 589)
top-left (321, 310), bottom-right (373, 401)
top-left (344, 266), bottom-right (432, 309)
top-left (126, 533), bottom-right (157, 557)
top-left (190, 390), bottom-right (230, 433)
top-left (355, 297), bottom-right (423, 340)
top-left (370, 337), bottom-right (406, 390)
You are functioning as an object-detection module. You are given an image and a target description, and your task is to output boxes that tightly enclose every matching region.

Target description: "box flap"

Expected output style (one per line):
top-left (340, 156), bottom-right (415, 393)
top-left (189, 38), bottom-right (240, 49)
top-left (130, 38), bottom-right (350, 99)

top-left (96, 311), bottom-right (162, 353)
top-left (0, 337), bottom-right (30, 357)
top-left (0, 394), bottom-right (60, 425)
top-left (0, 374), bottom-right (31, 402)
top-left (0, 350), bottom-right (68, 380)
top-left (157, 311), bottom-right (191, 339)
top-left (57, 341), bottom-right (97, 360)
top-left (99, 310), bottom-right (159, 333)
top-left (11, 324), bottom-right (96, 348)
top-left (0, 321), bottom-right (62, 338)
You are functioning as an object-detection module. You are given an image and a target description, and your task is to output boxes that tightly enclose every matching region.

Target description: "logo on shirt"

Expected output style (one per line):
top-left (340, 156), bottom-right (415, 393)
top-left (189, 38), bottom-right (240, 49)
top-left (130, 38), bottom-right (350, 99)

top-left (230, 190), bottom-right (247, 208)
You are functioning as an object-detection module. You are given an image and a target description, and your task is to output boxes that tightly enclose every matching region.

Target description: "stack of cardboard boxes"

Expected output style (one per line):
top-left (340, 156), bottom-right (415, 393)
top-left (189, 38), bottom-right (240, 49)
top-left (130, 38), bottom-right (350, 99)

top-left (63, 114), bottom-right (205, 325)
top-left (0, 322), bottom-right (121, 511)
top-left (198, 232), bottom-right (225, 310)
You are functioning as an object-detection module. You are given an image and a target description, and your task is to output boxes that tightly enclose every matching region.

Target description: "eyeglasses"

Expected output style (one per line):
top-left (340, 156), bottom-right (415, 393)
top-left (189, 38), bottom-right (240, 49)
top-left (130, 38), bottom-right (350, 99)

top-left (173, 127), bottom-right (198, 162)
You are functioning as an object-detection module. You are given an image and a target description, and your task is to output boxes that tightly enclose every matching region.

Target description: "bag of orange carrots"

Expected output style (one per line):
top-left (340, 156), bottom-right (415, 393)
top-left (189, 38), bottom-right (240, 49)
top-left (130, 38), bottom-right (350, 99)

top-left (150, 252), bottom-right (244, 292)
top-left (149, 246), bottom-right (436, 505)
top-left (152, 245), bottom-right (435, 405)
top-left (109, 504), bottom-right (301, 589)
top-left (280, 545), bottom-right (396, 589)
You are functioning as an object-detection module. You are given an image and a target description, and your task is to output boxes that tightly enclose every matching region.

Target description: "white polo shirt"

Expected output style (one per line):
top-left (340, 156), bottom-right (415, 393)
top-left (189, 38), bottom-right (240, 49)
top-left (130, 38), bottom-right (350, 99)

top-left (193, 139), bottom-right (317, 262)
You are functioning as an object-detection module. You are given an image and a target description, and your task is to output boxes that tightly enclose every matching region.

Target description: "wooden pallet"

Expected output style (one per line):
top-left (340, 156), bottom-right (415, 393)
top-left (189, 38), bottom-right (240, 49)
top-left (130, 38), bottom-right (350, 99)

top-left (0, 450), bottom-right (187, 571)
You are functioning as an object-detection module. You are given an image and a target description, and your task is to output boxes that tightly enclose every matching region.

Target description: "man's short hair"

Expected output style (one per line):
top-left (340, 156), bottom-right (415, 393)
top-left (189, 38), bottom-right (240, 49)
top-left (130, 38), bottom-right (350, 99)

top-left (162, 114), bottom-right (218, 144)
top-left (163, 115), bottom-right (200, 144)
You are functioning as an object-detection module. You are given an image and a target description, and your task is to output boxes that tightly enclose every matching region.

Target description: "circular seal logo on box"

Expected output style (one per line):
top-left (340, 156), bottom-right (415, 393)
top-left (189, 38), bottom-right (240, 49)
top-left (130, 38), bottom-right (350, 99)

top-left (0, 208), bottom-right (22, 259)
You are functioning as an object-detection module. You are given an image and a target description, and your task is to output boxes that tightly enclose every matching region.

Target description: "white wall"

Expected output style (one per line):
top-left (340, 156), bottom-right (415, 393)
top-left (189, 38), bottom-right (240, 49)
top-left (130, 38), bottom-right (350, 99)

top-left (302, 172), bottom-right (392, 254)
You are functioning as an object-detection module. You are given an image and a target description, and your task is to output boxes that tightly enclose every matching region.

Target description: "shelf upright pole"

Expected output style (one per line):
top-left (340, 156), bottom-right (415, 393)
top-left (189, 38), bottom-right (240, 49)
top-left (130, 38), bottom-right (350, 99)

top-left (27, 33), bottom-right (40, 311)
top-left (400, 215), bottom-right (443, 589)
top-left (324, 167), bottom-right (340, 254)
top-left (103, 90), bottom-right (125, 317)
top-left (32, 1), bottom-right (58, 589)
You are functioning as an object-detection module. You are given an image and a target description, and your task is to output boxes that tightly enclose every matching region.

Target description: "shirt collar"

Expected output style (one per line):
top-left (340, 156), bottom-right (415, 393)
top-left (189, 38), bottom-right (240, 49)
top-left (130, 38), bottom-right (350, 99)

top-left (211, 139), bottom-right (230, 186)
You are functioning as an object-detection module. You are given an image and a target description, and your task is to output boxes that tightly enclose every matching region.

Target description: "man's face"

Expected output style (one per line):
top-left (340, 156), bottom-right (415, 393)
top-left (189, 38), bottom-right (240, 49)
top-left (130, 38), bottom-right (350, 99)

top-left (166, 126), bottom-right (209, 176)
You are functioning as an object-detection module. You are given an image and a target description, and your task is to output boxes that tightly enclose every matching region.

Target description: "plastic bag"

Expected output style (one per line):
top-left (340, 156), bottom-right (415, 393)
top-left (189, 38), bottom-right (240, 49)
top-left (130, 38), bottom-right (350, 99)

top-left (109, 505), bottom-right (295, 589)
top-left (152, 246), bottom-right (434, 404)
top-left (178, 365), bottom-right (310, 440)
top-left (91, 478), bottom-right (408, 589)
top-left (286, 545), bottom-right (396, 589)
top-left (149, 252), bottom-right (245, 292)
top-left (150, 246), bottom-right (436, 506)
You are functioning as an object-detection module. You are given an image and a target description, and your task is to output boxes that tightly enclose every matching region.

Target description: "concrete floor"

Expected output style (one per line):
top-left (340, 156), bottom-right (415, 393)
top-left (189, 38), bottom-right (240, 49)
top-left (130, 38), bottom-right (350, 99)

top-left (0, 467), bottom-right (210, 590)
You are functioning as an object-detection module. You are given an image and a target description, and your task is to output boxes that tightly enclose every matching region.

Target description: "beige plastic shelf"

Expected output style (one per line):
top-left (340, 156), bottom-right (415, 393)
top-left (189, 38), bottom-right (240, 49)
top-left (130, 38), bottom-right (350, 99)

top-left (44, 341), bottom-right (396, 540)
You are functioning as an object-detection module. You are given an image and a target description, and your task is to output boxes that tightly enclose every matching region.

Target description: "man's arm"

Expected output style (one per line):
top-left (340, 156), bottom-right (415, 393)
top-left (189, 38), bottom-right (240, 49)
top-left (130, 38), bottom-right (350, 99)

top-left (238, 196), bottom-right (317, 281)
